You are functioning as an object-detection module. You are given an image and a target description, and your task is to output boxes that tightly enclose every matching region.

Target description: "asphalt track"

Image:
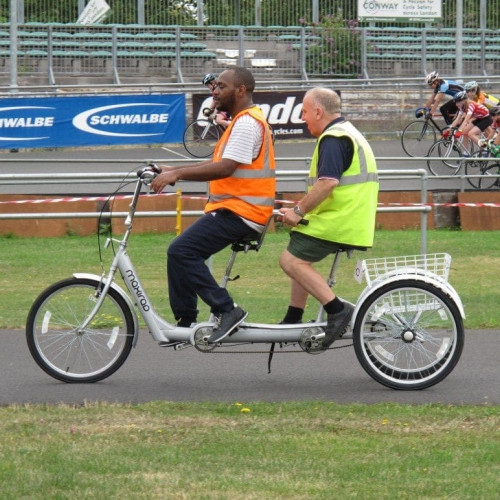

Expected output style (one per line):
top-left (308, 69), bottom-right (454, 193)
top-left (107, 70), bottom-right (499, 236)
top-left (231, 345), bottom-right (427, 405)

top-left (1, 329), bottom-right (499, 405)
top-left (0, 138), bottom-right (466, 194)
top-left (1, 139), bottom-right (498, 405)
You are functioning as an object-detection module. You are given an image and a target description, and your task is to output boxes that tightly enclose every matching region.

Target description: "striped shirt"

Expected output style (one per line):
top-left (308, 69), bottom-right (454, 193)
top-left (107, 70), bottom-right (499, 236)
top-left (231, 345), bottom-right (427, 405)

top-left (221, 113), bottom-right (264, 164)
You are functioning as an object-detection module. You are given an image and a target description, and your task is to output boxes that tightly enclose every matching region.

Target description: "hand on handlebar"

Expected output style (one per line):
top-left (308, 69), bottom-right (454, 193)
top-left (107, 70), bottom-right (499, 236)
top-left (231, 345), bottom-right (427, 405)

top-left (150, 170), bottom-right (178, 193)
top-left (278, 207), bottom-right (309, 227)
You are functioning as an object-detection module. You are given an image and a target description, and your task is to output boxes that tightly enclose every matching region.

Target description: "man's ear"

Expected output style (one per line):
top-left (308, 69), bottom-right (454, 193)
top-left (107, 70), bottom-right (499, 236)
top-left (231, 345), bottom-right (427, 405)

top-left (236, 84), bottom-right (247, 97)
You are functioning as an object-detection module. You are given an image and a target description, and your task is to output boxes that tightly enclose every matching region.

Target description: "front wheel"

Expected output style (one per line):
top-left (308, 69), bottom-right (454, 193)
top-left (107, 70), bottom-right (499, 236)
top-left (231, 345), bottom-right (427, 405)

top-left (401, 120), bottom-right (437, 157)
top-left (26, 277), bottom-right (135, 383)
top-left (427, 139), bottom-right (463, 175)
top-left (479, 162), bottom-right (500, 189)
top-left (464, 150), bottom-right (490, 188)
top-left (183, 119), bottom-right (221, 158)
top-left (353, 280), bottom-right (464, 390)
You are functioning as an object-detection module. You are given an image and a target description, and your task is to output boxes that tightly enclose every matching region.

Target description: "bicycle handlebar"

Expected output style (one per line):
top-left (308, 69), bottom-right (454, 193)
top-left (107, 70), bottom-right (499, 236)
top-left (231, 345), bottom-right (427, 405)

top-left (137, 165), bottom-right (309, 225)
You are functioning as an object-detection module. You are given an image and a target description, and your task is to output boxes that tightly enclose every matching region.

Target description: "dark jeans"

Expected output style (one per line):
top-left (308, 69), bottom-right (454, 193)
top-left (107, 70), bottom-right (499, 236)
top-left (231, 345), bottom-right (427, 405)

top-left (167, 209), bottom-right (259, 323)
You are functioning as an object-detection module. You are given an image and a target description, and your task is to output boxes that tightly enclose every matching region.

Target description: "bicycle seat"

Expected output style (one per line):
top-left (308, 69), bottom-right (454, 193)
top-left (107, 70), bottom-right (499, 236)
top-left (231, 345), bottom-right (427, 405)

top-left (230, 214), bottom-right (275, 253)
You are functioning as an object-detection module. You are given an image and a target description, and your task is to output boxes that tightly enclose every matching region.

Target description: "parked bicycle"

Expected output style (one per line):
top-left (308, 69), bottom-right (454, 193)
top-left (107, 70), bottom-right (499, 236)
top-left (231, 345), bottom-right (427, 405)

top-left (26, 164), bottom-right (465, 390)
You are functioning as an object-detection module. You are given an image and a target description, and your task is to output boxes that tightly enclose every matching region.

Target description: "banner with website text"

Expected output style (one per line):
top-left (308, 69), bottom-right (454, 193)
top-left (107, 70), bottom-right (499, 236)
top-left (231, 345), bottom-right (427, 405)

top-left (0, 94), bottom-right (185, 150)
top-left (192, 91), bottom-right (312, 140)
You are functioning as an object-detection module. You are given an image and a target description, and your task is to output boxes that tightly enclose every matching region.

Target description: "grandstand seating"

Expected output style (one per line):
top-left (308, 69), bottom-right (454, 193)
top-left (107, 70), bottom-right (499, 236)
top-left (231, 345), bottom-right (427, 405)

top-left (1, 23), bottom-right (499, 85)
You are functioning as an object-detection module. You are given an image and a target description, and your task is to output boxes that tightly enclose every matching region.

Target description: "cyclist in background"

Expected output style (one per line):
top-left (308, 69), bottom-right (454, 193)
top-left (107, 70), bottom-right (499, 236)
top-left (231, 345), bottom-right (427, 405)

top-left (464, 81), bottom-right (500, 110)
top-left (420, 71), bottom-right (464, 125)
top-left (201, 73), bottom-right (231, 128)
top-left (486, 106), bottom-right (500, 157)
top-left (448, 90), bottom-right (494, 148)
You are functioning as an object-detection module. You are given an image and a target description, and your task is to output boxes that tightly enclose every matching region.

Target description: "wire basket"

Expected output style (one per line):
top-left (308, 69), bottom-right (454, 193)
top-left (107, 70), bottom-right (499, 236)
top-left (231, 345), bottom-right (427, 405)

top-left (355, 253), bottom-right (452, 287)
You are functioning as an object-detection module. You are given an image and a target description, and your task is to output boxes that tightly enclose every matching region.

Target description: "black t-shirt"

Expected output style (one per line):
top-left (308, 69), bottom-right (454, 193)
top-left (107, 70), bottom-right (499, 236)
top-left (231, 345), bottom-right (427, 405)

top-left (316, 117), bottom-right (354, 181)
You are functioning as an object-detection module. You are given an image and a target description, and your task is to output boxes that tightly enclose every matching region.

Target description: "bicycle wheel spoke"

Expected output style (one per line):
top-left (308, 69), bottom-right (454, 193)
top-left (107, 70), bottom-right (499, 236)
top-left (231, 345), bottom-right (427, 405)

top-left (401, 120), bottom-right (437, 157)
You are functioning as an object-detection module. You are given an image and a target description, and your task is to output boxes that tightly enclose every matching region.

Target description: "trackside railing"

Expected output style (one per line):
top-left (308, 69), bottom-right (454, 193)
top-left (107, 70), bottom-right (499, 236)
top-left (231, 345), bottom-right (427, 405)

top-left (0, 168), bottom-right (430, 253)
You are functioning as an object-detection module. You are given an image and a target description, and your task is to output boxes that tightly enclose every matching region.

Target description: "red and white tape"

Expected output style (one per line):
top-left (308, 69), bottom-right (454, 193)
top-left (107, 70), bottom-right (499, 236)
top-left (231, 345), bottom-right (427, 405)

top-left (1, 194), bottom-right (500, 209)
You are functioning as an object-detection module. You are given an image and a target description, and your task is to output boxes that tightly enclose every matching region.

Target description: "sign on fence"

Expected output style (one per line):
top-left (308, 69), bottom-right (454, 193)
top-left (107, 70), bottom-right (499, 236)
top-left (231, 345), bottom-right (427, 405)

top-left (358, 0), bottom-right (442, 22)
top-left (0, 94), bottom-right (185, 149)
top-left (77, 0), bottom-right (111, 25)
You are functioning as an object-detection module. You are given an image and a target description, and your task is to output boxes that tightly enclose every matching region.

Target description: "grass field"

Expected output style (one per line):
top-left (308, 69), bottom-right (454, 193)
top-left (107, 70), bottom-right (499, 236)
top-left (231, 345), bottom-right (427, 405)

top-left (1, 229), bottom-right (500, 499)
top-left (1, 228), bottom-right (499, 329)
top-left (1, 401), bottom-right (500, 499)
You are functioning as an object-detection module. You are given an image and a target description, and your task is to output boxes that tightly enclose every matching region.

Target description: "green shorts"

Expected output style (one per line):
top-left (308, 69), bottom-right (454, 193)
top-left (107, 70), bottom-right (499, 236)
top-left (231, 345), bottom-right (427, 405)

top-left (287, 231), bottom-right (341, 262)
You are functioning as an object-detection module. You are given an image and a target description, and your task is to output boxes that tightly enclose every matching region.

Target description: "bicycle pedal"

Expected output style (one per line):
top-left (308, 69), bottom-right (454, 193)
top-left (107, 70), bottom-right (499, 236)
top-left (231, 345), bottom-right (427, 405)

top-left (159, 341), bottom-right (188, 349)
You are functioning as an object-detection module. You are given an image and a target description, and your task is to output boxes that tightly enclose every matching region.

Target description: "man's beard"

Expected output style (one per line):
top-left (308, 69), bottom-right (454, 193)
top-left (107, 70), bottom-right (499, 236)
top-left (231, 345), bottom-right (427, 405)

top-left (217, 94), bottom-right (235, 114)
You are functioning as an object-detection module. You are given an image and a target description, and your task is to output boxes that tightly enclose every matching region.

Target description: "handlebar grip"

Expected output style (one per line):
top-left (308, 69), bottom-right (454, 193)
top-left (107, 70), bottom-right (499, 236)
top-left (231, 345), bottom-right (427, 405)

top-left (148, 163), bottom-right (162, 174)
top-left (299, 218), bottom-right (309, 225)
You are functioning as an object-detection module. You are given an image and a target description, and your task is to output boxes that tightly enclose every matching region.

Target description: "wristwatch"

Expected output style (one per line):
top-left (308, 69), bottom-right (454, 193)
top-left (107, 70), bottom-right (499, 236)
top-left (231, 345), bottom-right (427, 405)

top-left (293, 204), bottom-right (306, 218)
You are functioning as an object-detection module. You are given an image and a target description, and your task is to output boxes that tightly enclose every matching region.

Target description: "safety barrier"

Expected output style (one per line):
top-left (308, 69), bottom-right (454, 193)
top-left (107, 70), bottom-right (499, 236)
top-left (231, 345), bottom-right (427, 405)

top-left (0, 167), bottom-right (431, 253)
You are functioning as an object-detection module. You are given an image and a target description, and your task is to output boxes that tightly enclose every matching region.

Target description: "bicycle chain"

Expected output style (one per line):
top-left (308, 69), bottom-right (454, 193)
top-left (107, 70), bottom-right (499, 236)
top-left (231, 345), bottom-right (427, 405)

top-left (200, 342), bottom-right (354, 354)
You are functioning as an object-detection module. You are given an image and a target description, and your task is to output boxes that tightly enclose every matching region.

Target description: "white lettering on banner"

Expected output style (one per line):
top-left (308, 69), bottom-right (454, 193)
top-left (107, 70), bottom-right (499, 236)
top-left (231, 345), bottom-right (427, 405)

top-left (197, 97), bottom-right (304, 125)
top-left (0, 106), bottom-right (55, 141)
top-left (0, 116), bottom-right (54, 127)
top-left (89, 113), bottom-right (168, 126)
top-left (73, 103), bottom-right (170, 137)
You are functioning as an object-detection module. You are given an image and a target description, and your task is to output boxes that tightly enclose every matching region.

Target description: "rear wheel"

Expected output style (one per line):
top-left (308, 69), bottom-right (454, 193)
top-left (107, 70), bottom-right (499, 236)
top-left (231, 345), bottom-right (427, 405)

top-left (26, 278), bottom-right (135, 383)
top-left (353, 280), bottom-right (464, 390)
top-left (401, 120), bottom-right (437, 157)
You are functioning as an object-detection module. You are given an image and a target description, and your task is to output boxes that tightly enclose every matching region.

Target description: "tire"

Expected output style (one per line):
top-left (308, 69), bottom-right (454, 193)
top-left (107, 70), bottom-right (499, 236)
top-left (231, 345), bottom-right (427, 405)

top-left (183, 119), bottom-right (221, 158)
top-left (427, 139), bottom-right (462, 176)
top-left (479, 162), bottom-right (500, 189)
top-left (353, 280), bottom-right (464, 390)
top-left (401, 120), bottom-right (437, 157)
top-left (26, 277), bottom-right (135, 383)
top-left (465, 150), bottom-right (490, 188)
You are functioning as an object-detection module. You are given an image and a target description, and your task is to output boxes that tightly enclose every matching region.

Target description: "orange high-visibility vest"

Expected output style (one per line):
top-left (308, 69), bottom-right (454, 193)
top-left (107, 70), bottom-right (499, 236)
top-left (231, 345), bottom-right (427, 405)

top-left (205, 106), bottom-right (276, 225)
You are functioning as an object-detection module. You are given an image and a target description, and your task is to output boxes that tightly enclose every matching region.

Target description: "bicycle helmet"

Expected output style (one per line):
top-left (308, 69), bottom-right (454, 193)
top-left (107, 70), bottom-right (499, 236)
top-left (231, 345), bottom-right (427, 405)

top-left (464, 81), bottom-right (479, 92)
top-left (425, 71), bottom-right (439, 85)
top-left (489, 106), bottom-right (500, 117)
top-left (453, 90), bottom-right (468, 102)
top-left (201, 73), bottom-right (217, 86)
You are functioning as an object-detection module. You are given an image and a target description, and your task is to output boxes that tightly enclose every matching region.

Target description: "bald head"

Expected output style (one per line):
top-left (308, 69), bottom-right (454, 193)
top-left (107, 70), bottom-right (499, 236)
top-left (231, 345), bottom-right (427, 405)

top-left (301, 87), bottom-right (342, 137)
top-left (304, 87), bottom-right (341, 115)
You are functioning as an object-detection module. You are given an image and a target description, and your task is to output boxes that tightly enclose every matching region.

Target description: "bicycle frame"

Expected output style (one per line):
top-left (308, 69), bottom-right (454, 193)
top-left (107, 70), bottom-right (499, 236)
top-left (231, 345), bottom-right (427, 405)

top-left (26, 164), bottom-right (467, 389)
top-left (76, 167), bottom-right (465, 350)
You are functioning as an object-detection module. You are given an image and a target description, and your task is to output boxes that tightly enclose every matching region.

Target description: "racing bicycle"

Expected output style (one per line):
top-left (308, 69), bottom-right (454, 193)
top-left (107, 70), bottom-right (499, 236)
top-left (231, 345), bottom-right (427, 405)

top-left (182, 115), bottom-right (224, 158)
top-left (401, 110), bottom-right (474, 158)
top-left (26, 164), bottom-right (465, 390)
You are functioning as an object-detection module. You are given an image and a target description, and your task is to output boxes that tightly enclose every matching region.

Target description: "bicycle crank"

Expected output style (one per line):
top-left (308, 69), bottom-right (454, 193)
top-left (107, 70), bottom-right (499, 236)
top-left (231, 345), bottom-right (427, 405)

top-left (298, 326), bottom-right (326, 354)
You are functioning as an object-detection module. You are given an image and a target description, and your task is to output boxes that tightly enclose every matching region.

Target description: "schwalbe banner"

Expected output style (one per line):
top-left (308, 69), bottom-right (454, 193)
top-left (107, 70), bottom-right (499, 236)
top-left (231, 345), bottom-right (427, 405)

top-left (0, 94), bottom-right (185, 149)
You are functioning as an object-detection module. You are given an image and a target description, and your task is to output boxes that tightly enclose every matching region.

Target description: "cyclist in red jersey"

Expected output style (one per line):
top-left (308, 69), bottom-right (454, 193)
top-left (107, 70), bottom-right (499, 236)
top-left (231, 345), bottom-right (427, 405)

top-left (448, 91), bottom-right (493, 147)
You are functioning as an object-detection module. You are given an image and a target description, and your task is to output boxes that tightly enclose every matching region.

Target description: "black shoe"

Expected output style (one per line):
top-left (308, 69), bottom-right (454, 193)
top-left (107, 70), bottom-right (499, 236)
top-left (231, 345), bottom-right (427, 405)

top-left (208, 306), bottom-right (248, 344)
top-left (322, 303), bottom-right (354, 349)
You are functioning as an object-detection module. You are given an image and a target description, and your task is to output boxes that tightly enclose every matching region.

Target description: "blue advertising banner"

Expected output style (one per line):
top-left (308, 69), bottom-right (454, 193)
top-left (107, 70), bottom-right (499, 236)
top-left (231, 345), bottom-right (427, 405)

top-left (0, 94), bottom-right (185, 149)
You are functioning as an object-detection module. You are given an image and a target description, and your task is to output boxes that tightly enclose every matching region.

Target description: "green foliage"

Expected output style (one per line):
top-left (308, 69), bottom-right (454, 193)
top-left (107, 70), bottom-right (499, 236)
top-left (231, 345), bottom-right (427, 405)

top-left (303, 9), bottom-right (362, 78)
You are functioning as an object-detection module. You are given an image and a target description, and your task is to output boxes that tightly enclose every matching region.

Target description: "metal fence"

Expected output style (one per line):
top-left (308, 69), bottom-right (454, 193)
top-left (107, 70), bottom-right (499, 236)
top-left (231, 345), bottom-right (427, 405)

top-left (3, 0), bottom-right (500, 29)
top-left (3, 22), bottom-right (500, 86)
